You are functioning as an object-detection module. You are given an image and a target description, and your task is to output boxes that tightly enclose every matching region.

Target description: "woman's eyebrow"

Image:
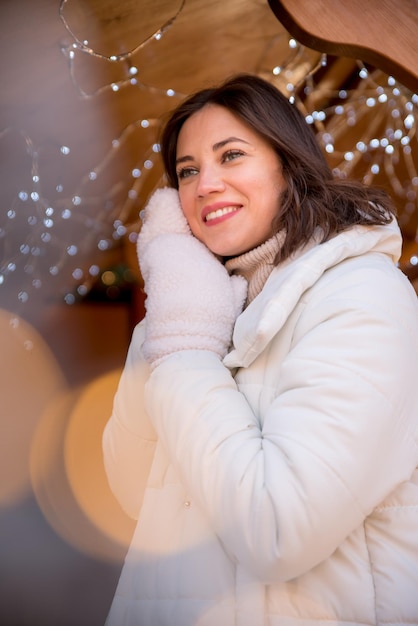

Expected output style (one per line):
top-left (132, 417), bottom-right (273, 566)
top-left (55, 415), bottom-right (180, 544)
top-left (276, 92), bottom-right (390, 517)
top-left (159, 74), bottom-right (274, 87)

top-left (175, 154), bottom-right (194, 166)
top-left (176, 136), bottom-right (250, 166)
top-left (212, 136), bottom-right (250, 151)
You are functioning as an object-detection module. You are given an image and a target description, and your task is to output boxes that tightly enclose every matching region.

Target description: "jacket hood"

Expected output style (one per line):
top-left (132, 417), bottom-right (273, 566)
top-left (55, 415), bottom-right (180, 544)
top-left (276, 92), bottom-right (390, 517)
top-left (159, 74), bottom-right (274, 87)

top-left (223, 219), bottom-right (402, 369)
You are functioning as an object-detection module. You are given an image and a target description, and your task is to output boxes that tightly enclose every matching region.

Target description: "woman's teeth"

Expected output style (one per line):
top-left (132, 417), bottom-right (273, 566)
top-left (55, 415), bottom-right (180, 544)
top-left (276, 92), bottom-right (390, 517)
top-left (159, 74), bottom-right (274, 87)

top-left (205, 206), bottom-right (239, 222)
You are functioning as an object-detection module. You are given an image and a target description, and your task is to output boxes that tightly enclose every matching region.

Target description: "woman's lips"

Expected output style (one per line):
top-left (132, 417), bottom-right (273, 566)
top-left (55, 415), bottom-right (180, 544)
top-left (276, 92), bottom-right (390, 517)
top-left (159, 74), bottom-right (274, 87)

top-left (205, 206), bottom-right (240, 222)
top-left (202, 204), bottom-right (242, 224)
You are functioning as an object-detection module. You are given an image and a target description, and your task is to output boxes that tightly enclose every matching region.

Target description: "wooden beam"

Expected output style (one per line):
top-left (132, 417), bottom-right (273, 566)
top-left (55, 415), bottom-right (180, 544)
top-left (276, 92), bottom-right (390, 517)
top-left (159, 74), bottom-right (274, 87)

top-left (268, 0), bottom-right (418, 92)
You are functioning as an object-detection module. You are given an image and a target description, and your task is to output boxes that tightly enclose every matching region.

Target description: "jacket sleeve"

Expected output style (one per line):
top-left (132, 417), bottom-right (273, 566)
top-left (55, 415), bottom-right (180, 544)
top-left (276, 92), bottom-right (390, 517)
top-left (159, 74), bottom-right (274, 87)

top-left (102, 322), bottom-right (157, 520)
top-left (143, 265), bottom-right (418, 582)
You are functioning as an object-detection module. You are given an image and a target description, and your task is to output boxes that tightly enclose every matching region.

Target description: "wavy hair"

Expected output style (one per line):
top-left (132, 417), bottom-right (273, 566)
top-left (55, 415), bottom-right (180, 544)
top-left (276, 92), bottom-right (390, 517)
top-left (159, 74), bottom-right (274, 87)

top-left (160, 73), bottom-right (395, 263)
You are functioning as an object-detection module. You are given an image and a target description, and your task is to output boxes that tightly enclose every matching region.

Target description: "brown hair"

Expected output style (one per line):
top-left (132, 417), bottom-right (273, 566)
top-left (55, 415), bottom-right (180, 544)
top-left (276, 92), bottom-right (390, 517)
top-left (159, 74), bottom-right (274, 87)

top-left (160, 73), bottom-right (395, 263)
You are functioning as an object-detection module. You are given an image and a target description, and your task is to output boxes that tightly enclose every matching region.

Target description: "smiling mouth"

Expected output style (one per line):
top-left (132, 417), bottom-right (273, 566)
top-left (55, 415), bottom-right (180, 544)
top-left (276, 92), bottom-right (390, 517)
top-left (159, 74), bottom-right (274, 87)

top-left (205, 206), bottom-right (240, 222)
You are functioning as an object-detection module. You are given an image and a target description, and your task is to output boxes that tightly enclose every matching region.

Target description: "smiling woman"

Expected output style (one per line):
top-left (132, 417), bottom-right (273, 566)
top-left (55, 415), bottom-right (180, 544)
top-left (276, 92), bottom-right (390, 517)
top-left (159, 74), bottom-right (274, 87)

top-left (102, 73), bottom-right (418, 625)
top-left (2, 1), bottom-right (417, 624)
top-left (161, 74), bottom-right (396, 264)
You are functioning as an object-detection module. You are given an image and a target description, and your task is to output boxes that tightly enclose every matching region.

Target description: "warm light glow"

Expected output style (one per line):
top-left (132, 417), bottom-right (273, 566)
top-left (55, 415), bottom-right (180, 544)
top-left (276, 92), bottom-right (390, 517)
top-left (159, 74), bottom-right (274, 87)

top-left (30, 371), bottom-right (135, 562)
top-left (0, 311), bottom-right (66, 507)
top-left (64, 371), bottom-right (136, 551)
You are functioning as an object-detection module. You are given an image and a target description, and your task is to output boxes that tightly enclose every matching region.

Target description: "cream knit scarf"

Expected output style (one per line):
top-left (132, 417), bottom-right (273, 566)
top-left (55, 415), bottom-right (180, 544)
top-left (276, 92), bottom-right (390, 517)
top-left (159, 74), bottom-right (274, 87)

top-left (225, 232), bottom-right (285, 305)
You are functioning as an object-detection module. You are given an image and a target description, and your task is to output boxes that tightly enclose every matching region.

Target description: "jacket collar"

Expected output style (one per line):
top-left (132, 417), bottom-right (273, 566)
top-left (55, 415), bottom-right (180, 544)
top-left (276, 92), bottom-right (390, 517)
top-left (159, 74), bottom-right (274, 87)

top-left (223, 219), bottom-right (402, 369)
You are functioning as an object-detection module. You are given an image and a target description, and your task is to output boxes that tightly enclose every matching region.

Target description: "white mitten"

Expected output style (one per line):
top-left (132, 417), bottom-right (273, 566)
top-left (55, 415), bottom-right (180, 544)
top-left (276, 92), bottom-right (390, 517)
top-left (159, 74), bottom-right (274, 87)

top-left (137, 188), bottom-right (248, 367)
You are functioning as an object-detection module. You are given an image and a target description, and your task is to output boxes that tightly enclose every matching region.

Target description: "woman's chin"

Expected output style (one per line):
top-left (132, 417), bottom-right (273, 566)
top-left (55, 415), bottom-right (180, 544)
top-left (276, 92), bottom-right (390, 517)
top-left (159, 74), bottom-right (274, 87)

top-left (206, 241), bottom-right (247, 258)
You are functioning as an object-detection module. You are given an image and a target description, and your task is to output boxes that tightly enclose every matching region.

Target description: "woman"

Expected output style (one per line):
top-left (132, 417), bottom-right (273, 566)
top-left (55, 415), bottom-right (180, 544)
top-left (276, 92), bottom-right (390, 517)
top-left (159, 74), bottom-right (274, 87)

top-left (103, 74), bottom-right (418, 625)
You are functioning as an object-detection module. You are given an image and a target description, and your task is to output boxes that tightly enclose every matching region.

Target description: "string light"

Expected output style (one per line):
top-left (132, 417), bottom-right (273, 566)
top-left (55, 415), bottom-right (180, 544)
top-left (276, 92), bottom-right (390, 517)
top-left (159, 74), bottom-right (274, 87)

top-left (59, 0), bottom-right (187, 62)
top-left (59, 0), bottom-right (187, 99)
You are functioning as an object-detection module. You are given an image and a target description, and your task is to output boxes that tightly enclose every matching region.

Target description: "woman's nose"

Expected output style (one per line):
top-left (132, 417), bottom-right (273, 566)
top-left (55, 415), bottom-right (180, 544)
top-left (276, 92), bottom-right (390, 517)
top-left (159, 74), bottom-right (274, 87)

top-left (196, 165), bottom-right (225, 197)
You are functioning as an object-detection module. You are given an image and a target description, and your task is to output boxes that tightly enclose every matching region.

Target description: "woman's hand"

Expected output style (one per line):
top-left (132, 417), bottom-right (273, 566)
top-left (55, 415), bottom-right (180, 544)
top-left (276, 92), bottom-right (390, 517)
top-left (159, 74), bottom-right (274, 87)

top-left (137, 188), bottom-right (247, 367)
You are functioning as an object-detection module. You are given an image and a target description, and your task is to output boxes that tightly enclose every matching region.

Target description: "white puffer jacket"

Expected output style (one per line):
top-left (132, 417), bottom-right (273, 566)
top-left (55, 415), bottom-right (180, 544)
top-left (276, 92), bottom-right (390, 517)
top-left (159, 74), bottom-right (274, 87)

top-left (103, 219), bottom-right (418, 626)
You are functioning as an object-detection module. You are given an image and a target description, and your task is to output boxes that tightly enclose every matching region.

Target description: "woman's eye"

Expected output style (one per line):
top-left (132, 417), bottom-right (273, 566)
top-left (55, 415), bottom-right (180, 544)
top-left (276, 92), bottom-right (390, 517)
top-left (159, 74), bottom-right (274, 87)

top-left (223, 149), bottom-right (245, 163)
top-left (177, 166), bottom-right (198, 180)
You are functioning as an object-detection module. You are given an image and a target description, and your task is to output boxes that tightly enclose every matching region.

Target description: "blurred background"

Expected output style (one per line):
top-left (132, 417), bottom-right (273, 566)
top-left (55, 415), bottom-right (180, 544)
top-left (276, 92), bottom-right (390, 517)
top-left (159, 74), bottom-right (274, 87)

top-left (0, 0), bottom-right (417, 624)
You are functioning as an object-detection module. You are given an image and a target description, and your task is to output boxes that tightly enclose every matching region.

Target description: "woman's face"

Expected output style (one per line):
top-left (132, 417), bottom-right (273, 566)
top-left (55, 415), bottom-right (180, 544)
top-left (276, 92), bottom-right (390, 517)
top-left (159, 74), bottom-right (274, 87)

top-left (175, 104), bottom-right (286, 257)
